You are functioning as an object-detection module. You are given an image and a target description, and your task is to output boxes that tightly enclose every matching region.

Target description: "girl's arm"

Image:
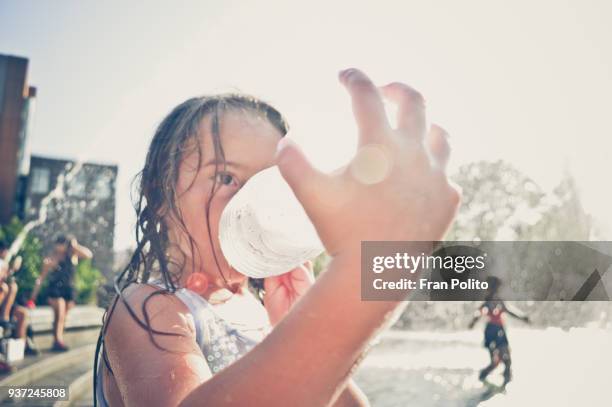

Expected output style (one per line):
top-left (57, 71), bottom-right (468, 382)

top-left (265, 264), bottom-right (369, 406)
top-left (503, 302), bottom-right (529, 323)
top-left (106, 69), bottom-right (460, 407)
top-left (0, 261), bottom-right (7, 281)
top-left (70, 238), bottom-right (93, 260)
top-left (468, 305), bottom-right (483, 329)
top-left (8, 255), bottom-right (22, 276)
top-left (108, 249), bottom-right (413, 407)
top-left (30, 257), bottom-right (52, 301)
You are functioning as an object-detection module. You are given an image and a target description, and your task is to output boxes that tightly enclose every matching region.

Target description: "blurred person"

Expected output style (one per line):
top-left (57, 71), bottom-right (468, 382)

top-left (0, 242), bottom-right (38, 375)
top-left (94, 69), bottom-right (460, 406)
top-left (0, 241), bottom-right (19, 331)
top-left (0, 241), bottom-right (14, 373)
top-left (30, 235), bottom-right (92, 352)
top-left (468, 276), bottom-right (530, 387)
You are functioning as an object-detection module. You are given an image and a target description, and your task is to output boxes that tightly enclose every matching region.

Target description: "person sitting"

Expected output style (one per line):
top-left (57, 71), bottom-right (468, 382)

top-left (0, 242), bottom-right (37, 374)
top-left (0, 242), bottom-right (39, 357)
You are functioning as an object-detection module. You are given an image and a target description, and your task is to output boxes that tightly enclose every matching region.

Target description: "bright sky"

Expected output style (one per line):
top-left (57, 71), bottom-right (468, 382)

top-left (1, 0), bottom-right (611, 249)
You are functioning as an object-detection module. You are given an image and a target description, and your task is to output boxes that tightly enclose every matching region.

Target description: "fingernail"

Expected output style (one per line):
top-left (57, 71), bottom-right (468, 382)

top-left (338, 68), bottom-right (353, 83)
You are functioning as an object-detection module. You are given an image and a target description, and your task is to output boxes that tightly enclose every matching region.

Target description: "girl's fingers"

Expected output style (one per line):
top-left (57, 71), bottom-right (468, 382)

top-left (276, 137), bottom-right (329, 215)
top-left (297, 261), bottom-right (315, 283)
top-left (380, 82), bottom-right (426, 139)
top-left (339, 68), bottom-right (391, 144)
top-left (427, 124), bottom-right (451, 170)
top-left (265, 260), bottom-right (314, 292)
top-left (264, 274), bottom-right (282, 293)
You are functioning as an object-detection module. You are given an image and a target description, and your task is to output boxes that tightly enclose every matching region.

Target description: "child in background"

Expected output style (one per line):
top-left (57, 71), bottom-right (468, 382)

top-left (469, 276), bottom-right (530, 387)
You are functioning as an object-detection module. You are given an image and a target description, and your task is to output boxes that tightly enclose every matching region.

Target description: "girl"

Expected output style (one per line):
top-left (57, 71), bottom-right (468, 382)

top-left (31, 235), bottom-right (93, 351)
top-left (469, 276), bottom-right (530, 386)
top-left (95, 68), bottom-right (461, 406)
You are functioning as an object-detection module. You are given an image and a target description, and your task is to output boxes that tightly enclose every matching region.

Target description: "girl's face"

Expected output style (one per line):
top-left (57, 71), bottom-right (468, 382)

top-left (54, 243), bottom-right (68, 258)
top-left (167, 109), bottom-right (283, 289)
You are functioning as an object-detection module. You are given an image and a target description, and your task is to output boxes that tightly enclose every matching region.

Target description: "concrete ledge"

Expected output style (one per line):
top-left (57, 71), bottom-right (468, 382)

top-left (0, 344), bottom-right (96, 403)
top-left (53, 369), bottom-right (93, 407)
top-left (29, 305), bottom-right (105, 334)
top-left (33, 327), bottom-right (101, 352)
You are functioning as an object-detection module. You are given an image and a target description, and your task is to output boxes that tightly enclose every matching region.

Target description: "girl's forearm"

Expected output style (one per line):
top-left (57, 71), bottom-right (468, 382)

top-left (72, 243), bottom-right (93, 259)
top-left (30, 281), bottom-right (41, 300)
top-left (31, 270), bottom-right (47, 300)
top-left (180, 249), bottom-right (408, 407)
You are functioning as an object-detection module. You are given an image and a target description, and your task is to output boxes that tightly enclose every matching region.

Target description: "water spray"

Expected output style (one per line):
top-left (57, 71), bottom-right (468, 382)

top-left (6, 161), bottom-right (84, 264)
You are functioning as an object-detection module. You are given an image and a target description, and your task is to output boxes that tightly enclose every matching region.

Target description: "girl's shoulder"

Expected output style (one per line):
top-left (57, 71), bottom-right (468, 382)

top-left (116, 282), bottom-right (193, 318)
top-left (105, 282), bottom-right (198, 351)
top-left (102, 283), bottom-right (207, 397)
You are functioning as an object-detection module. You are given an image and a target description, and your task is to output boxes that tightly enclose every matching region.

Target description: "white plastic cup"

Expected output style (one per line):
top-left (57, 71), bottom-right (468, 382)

top-left (218, 166), bottom-right (324, 278)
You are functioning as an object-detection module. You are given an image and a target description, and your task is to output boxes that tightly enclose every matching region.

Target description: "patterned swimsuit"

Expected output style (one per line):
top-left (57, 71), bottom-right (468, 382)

top-left (95, 280), bottom-right (269, 406)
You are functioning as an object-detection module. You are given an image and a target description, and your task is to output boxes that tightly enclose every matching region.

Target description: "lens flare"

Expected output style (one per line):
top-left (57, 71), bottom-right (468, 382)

top-left (186, 272), bottom-right (209, 295)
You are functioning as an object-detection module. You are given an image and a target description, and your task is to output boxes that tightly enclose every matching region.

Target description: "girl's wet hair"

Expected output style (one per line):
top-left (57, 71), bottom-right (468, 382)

top-left (93, 94), bottom-right (288, 404)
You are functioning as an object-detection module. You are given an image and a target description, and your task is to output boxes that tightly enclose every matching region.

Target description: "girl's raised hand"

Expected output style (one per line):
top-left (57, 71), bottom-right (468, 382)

top-left (263, 261), bottom-right (315, 326)
top-left (276, 68), bottom-right (461, 257)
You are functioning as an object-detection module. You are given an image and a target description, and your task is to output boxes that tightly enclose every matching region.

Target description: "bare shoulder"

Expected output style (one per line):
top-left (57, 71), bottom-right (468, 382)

top-left (105, 283), bottom-right (199, 355)
top-left (103, 283), bottom-right (213, 405)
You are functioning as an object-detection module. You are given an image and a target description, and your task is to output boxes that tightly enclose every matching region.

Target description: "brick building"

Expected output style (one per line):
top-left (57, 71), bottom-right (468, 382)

top-left (0, 54), bottom-right (34, 224)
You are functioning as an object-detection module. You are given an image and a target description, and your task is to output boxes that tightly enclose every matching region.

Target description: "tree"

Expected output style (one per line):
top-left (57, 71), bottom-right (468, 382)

top-left (446, 160), bottom-right (547, 241)
top-left (397, 160), bottom-right (607, 329)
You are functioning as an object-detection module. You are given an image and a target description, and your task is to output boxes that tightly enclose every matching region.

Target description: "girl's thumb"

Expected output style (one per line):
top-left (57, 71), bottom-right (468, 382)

top-left (275, 137), bottom-right (323, 211)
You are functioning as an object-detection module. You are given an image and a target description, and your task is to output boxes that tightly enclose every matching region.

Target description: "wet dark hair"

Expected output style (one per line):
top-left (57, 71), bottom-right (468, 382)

top-left (93, 94), bottom-right (288, 405)
top-left (485, 276), bottom-right (502, 299)
top-left (55, 234), bottom-right (76, 246)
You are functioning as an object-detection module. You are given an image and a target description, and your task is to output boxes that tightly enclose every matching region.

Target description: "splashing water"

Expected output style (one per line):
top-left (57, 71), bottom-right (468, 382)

top-left (6, 160), bottom-right (84, 263)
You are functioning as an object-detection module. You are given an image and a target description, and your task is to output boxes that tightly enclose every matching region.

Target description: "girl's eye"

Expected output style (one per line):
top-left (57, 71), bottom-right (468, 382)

top-left (215, 172), bottom-right (238, 187)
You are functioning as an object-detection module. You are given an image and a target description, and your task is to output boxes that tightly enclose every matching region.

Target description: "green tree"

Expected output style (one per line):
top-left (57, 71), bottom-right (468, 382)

top-left (524, 171), bottom-right (593, 240)
top-left (74, 259), bottom-right (104, 304)
top-left (446, 160), bottom-right (546, 241)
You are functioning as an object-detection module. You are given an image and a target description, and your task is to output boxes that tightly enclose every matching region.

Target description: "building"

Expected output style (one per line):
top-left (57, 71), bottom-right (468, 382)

top-left (23, 155), bottom-right (118, 280)
top-left (0, 54), bottom-right (35, 224)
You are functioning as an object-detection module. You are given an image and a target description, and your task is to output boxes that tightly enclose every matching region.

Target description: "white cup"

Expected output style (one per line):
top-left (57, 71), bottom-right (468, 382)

top-left (218, 166), bottom-right (324, 279)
